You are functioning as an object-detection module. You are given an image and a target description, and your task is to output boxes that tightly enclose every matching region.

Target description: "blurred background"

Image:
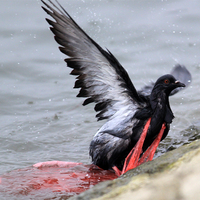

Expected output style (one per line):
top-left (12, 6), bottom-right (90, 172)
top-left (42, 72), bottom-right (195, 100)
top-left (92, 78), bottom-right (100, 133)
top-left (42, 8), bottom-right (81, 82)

top-left (0, 0), bottom-right (200, 181)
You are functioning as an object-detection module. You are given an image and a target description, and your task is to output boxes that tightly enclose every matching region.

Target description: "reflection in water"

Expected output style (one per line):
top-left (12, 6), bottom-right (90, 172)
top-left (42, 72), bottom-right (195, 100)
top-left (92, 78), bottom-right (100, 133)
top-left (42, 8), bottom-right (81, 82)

top-left (0, 163), bottom-right (117, 199)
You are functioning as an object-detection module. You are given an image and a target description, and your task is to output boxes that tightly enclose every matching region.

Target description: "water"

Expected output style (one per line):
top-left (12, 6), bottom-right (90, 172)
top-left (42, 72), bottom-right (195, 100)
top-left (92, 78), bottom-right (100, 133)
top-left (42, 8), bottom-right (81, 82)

top-left (0, 0), bottom-right (200, 198)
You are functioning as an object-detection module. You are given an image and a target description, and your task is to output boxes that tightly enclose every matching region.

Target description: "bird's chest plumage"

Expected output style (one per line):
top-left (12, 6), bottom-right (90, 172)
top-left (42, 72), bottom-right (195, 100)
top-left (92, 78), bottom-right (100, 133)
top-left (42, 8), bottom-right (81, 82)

top-left (143, 94), bottom-right (173, 151)
top-left (148, 104), bottom-right (166, 138)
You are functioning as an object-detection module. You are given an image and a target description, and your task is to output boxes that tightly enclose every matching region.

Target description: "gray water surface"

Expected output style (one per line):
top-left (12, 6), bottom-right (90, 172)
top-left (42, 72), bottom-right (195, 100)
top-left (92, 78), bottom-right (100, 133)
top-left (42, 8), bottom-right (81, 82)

top-left (0, 0), bottom-right (200, 198)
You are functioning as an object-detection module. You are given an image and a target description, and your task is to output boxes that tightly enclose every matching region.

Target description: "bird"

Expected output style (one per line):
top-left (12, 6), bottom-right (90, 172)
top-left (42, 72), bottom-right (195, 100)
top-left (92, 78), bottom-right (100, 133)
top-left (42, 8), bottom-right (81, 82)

top-left (41, 0), bottom-right (189, 176)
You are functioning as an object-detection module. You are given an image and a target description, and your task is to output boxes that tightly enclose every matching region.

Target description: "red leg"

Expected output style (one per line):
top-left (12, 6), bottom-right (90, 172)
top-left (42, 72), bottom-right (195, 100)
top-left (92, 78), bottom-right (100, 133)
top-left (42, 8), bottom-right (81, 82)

top-left (138, 123), bottom-right (166, 165)
top-left (121, 118), bottom-right (151, 174)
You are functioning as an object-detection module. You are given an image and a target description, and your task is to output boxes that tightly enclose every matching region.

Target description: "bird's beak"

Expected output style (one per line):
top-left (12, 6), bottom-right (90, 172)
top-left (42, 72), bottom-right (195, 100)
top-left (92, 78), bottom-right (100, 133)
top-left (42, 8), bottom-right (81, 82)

top-left (175, 80), bottom-right (186, 88)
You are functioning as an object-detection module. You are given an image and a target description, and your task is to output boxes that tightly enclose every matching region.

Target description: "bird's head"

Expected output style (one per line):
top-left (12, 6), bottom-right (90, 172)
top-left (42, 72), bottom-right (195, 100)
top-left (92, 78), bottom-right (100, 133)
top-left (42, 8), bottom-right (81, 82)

top-left (152, 74), bottom-right (185, 96)
top-left (149, 74), bottom-right (185, 123)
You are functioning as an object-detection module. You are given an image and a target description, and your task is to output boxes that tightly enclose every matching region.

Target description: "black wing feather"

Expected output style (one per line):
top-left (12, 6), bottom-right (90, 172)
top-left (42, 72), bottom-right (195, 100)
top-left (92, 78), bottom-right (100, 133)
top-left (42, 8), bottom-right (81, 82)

top-left (42, 0), bottom-right (143, 121)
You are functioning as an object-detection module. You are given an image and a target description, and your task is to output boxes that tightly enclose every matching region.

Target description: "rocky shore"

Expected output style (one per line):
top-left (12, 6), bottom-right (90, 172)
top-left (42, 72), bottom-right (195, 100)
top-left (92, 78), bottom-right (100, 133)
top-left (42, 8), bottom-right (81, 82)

top-left (70, 139), bottom-right (200, 200)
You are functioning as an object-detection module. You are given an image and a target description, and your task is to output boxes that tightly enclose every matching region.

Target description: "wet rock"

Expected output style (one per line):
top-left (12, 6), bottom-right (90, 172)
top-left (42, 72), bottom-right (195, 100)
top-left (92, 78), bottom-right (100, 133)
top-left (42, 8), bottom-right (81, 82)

top-left (69, 140), bottom-right (200, 200)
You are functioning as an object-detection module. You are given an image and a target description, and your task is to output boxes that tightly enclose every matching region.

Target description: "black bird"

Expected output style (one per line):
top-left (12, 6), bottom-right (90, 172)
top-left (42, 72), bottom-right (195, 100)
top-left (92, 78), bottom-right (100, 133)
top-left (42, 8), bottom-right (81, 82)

top-left (41, 1), bottom-right (190, 175)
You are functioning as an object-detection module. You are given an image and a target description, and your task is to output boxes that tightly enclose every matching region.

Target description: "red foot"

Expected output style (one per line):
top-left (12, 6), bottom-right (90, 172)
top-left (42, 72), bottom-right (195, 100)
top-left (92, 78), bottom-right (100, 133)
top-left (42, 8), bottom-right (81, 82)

top-left (112, 166), bottom-right (122, 177)
top-left (33, 161), bottom-right (82, 168)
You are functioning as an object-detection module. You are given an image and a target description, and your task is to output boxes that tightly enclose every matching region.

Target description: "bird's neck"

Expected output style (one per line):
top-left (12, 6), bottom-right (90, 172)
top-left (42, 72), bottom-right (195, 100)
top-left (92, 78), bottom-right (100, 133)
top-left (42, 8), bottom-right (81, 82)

top-left (150, 90), bottom-right (174, 124)
top-left (150, 89), bottom-right (166, 110)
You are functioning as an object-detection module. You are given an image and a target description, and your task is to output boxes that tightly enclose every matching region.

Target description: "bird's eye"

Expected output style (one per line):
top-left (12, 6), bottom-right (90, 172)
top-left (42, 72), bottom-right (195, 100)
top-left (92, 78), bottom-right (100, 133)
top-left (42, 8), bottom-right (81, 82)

top-left (164, 79), bottom-right (170, 84)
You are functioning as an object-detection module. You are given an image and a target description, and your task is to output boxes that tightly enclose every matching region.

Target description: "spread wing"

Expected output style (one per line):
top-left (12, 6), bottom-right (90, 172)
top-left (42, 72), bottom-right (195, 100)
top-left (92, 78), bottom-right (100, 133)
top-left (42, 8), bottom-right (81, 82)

top-left (169, 64), bottom-right (192, 95)
top-left (42, 0), bottom-right (144, 123)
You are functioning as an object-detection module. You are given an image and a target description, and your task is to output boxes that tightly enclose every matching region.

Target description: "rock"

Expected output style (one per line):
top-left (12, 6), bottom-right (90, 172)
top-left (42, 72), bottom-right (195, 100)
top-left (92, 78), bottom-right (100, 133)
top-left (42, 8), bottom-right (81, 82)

top-left (69, 140), bottom-right (200, 200)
